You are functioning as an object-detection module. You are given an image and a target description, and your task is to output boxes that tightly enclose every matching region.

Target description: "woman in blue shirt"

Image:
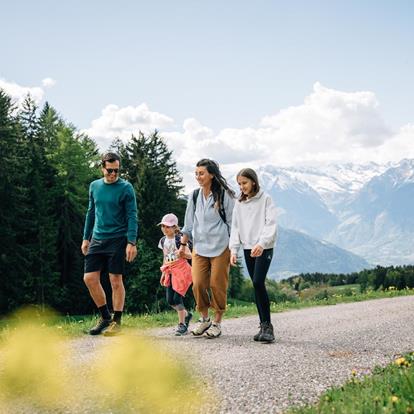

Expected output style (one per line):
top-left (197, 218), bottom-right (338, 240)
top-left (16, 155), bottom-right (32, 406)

top-left (179, 159), bottom-right (235, 338)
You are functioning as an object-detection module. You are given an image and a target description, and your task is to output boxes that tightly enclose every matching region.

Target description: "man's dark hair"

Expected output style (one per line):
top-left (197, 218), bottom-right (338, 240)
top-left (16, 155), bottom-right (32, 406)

top-left (102, 152), bottom-right (121, 167)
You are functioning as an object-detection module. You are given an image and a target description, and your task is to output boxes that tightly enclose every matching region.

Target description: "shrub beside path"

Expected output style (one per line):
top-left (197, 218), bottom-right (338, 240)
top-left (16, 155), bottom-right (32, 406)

top-left (69, 296), bottom-right (414, 413)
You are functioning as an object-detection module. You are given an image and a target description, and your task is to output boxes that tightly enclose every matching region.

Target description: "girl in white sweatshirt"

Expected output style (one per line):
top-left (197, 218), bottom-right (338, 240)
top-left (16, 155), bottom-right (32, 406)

top-left (230, 168), bottom-right (277, 343)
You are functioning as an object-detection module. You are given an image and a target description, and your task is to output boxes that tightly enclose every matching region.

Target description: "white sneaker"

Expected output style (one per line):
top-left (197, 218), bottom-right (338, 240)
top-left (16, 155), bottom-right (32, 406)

top-left (205, 322), bottom-right (221, 338)
top-left (191, 318), bottom-right (211, 336)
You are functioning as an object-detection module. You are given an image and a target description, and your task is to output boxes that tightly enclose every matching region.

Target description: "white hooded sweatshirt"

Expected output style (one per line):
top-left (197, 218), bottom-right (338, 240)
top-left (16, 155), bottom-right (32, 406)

top-left (229, 190), bottom-right (277, 254)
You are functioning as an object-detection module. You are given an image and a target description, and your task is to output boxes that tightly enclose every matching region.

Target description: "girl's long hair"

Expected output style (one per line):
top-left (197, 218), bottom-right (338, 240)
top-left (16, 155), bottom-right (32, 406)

top-left (196, 158), bottom-right (235, 210)
top-left (237, 168), bottom-right (261, 201)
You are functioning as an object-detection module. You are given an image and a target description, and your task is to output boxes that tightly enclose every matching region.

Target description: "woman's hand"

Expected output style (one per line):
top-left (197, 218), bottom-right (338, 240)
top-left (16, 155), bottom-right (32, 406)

top-left (160, 273), bottom-right (166, 286)
top-left (230, 253), bottom-right (238, 266)
top-left (250, 244), bottom-right (264, 257)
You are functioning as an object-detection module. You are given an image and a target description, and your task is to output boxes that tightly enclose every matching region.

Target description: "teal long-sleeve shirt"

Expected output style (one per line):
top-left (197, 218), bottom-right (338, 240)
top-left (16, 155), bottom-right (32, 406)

top-left (83, 178), bottom-right (138, 242)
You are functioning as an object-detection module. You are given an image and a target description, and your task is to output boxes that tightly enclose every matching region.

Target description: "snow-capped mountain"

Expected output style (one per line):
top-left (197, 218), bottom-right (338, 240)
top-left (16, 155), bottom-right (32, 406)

top-left (327, 159), bottom-right (414, 265)
top-left (252, 159), bottom-right (414, 267)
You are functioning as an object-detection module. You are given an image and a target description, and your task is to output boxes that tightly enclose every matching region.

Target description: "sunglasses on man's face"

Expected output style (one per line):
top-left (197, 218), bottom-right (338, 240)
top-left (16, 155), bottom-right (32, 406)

top-left (105, 168), bottom-right (119, 174)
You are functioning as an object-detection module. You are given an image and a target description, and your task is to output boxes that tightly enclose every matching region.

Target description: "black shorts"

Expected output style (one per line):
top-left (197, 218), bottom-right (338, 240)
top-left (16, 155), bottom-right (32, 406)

top-left (84, 237), bottom-right (127, 275)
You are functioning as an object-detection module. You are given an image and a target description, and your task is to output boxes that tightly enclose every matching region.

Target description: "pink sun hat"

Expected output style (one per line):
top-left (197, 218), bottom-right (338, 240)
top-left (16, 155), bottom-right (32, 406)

top-left (158, 213), bottom-right (179, 227)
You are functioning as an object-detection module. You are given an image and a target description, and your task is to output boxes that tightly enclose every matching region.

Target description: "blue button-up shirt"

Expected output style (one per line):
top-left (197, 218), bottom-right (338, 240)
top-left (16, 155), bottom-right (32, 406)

top-left (182, 189), bottom-right (235, 257)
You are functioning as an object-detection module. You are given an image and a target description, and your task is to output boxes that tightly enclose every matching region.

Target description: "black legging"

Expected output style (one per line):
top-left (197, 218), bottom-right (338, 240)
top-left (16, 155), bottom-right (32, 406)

top-left (244, 248), bottom-right (273, 323)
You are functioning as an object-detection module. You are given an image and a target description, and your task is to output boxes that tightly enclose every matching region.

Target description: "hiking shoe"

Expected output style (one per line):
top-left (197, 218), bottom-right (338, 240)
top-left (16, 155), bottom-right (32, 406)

top-left (259, 322), bottom-right (275, 343)
top-left (191, 318), bottom-right (211, 336)
top-left (175, 323), bottom-right (188, 336)
top-left (205, 322), bottom-right (221, 338)
top-left (253, 323), bottom-right (264, 342)
top-left (89, 317), bottom-right (111, 335)
top-left (184, 311), bottom-right (193, 328)
top-left (103, 321), bottom-right (122, 336)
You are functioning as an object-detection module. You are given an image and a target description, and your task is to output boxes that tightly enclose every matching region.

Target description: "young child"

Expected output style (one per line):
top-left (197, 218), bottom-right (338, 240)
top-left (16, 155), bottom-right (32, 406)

top-left (158, 213), bottom-right (193, 335)
top-left (229, 168), bottom-right (277, 343)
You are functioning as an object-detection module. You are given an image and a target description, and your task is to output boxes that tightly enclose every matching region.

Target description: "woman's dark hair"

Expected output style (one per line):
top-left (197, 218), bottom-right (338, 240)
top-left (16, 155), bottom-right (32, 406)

top-left (102, 152), bottom-right (121, 167)
top-left (237, 168), bottom-right (260, 201)
top-left (196, 158), bottom-right (235, 210)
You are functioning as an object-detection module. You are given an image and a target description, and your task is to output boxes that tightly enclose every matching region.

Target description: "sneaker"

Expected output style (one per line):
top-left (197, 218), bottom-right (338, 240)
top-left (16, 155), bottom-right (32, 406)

top-left (191, 318), bottom-right (211, 336)
top-left (89, 317), bottom-right (111, 335)
top-left (103, 321), bottom-right (122, 336)
top-left (205, 322), bottom-right (221, 338)
top-left (259, 322), bottom-right (275, 343)
top-left (184, 311), bottom-right (193, 328)
top-left (175, 323), bottom-right (188, 336)
top-left (253, 323), bottom-right (263, 342)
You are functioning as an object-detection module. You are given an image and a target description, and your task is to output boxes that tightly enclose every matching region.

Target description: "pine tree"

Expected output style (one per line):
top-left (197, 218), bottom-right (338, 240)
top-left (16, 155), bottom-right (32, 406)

top-left (116, 130), bottom-right (187, 313)
top-left (0, 91), bottom-right (32, 311)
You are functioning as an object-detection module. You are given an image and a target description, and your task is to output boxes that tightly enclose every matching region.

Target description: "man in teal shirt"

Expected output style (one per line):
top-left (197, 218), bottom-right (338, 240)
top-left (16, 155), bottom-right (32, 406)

top-left (81, 152), bottom-right (138, 335)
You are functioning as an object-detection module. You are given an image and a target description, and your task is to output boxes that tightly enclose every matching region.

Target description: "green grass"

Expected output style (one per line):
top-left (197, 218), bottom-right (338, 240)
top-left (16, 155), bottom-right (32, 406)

top-left (288, 353), bottom-right (414, 414)
top-left (1, 286), bottom-right (412, 339)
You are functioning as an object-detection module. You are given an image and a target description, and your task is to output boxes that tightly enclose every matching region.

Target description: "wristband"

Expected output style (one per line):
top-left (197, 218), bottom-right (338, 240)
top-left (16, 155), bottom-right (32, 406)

top-left (180, 243), bottom-right (187, 246)
top-left (128, 241), bottom-right (136, 246)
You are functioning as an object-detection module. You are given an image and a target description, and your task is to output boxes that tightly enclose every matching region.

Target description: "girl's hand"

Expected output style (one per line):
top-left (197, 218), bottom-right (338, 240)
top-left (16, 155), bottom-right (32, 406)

top-left (160, 273), bottom-right (166, 286)
top-left (250, 245), bottom-right (264, 257)
top-left (230, 253), bottom-right (238, 266)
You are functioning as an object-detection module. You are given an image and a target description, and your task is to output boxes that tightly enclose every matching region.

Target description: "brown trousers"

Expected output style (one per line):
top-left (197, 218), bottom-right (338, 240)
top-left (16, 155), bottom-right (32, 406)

top-left (191, 247), bottom-right (230, 314)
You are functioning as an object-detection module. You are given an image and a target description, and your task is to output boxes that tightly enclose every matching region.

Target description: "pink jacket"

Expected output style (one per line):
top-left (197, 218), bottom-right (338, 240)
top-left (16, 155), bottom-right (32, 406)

top-left (160, 258), bottom-right (192, 297)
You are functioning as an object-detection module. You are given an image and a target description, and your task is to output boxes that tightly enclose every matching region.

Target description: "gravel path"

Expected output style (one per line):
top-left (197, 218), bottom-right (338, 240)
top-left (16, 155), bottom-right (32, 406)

top-left (3, 296), bottom-right (414, 413)
top-left (148, 296), bottom-right (414, 413)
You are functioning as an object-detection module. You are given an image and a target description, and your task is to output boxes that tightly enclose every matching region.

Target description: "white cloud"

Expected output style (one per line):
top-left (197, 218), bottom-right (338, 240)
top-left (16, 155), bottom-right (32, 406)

top-left (83, 103), bottom-right (175, 149)
top-left (0, 78), bottom-right (45, 106)
top-left (42, 77), bottom-right (56, 88)
top-left (84, 82), bottom-right (414, 190)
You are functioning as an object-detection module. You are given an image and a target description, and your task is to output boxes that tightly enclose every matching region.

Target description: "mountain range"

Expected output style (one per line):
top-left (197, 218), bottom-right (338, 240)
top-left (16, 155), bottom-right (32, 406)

top-left (253, 159), bottom-right (414, 277)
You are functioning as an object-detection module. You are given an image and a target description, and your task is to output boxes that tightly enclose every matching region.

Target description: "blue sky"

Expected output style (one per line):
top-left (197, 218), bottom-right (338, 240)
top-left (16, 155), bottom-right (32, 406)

top-left (1, 0), bottom-right (414, 182)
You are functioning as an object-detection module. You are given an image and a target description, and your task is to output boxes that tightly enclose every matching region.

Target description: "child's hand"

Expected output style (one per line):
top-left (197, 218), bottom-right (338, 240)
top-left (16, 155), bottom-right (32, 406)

top-left (230, 254), bottom-right (238, 266)
top-left (160, 273), bottom-right (166, 286)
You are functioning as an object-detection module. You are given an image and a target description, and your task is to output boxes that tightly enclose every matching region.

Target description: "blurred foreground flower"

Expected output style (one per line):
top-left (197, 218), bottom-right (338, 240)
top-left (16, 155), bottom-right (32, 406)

top-left (0, 307), bottom-right (72, 410)
top-left (92, 335), bottom-right (209, 413)
top-left (0, 308), bottom-right (211, 413)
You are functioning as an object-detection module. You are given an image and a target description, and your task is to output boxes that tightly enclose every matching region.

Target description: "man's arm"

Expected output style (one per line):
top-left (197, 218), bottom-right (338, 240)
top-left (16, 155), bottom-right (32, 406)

top-left (81, 184), bottom-right (95, 256)
top-left (125, 184), bottom-right (138, 262)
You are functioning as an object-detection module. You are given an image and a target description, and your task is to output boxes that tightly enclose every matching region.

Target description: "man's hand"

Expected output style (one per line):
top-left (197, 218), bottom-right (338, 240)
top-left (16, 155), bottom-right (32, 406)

top-left (81, 240), bottom-right (90, 256)
top-left (250, 244), bottom-right (264, 257)
top-left (126, 243), bottom-right (137, 262)
top-left (230, 253), bottom-right (238, 266)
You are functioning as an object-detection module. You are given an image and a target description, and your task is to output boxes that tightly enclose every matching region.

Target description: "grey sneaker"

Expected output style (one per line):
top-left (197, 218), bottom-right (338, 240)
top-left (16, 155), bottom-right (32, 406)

top-left (175, 323), bottom-right (188, 336)
top-left (89, 317), bottom-right (111, 335)
top-left (184, 311), bottom-right (193, 328)
top-left (191, 318), bottom-right (211, 336)
top-left (205, 322), bottom-right (221, 338)
top-left (259, 322), bottom-right (275, 343)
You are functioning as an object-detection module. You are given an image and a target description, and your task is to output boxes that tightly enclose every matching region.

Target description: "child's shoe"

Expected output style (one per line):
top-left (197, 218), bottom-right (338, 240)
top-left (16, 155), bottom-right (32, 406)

top-left (175, 323), bottom-right (188, 336)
